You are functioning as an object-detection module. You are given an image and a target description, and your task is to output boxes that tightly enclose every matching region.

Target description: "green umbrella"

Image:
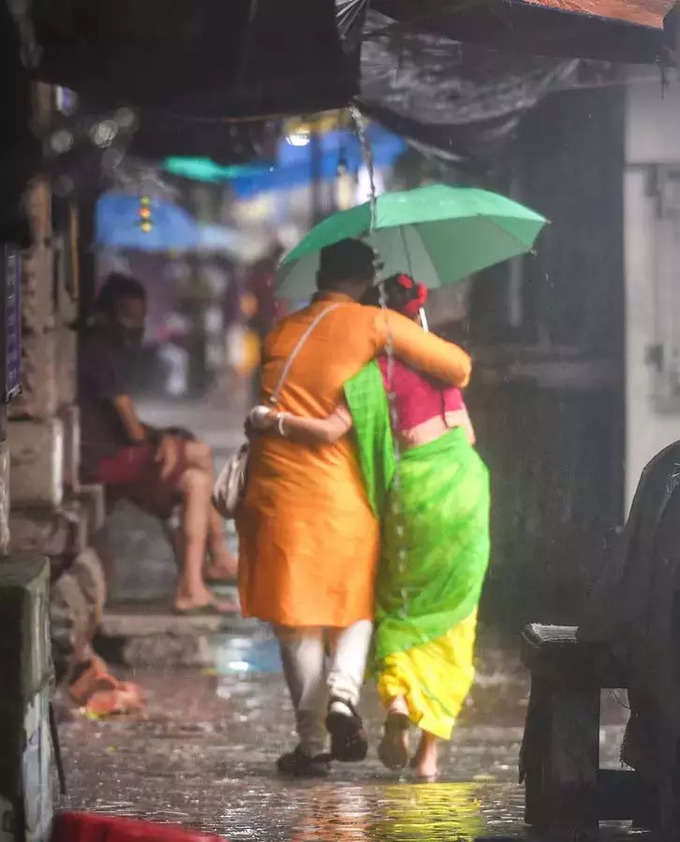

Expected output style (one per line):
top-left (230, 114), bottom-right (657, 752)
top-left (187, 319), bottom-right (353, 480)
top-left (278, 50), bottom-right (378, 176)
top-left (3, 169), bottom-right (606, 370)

top-left (276, 184), bottom-right (548, 299)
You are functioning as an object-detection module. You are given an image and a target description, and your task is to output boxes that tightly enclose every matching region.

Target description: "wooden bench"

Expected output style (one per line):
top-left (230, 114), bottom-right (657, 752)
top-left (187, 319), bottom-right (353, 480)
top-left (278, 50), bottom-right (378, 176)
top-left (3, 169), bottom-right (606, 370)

top-left (520, 623), bottom-right (656, 832)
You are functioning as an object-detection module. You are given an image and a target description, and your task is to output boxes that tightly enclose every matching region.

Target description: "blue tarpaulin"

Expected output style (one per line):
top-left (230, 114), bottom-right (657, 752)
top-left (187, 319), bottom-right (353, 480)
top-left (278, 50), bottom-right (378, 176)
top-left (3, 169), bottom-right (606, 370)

top-left (228, 124), bottom-right (406, 199)
top-left (96, 193), bottom-right (199, 252)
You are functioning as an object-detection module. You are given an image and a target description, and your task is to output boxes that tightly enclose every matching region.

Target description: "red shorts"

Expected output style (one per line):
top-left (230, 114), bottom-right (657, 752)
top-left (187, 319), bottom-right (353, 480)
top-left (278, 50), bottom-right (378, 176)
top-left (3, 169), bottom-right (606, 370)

top-left (96, 442), bottom-right (187, 519)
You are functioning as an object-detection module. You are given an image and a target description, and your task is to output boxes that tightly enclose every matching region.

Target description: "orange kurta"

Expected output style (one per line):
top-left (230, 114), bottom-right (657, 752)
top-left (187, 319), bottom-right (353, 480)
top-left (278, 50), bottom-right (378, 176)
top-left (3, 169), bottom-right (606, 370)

top-left (236, 292), bottom-right (471, 627)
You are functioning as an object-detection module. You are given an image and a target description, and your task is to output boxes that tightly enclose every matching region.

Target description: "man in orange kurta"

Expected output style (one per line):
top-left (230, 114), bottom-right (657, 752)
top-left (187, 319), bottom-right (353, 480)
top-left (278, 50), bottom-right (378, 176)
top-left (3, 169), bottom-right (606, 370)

top-left (237, 239), bottom-right (471, 776)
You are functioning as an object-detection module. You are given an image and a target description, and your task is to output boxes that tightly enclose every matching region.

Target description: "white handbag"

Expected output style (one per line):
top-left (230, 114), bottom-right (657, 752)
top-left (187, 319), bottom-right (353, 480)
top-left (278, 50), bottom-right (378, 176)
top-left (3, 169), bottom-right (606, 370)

top-left (212, 303), bottom-right (341, 519)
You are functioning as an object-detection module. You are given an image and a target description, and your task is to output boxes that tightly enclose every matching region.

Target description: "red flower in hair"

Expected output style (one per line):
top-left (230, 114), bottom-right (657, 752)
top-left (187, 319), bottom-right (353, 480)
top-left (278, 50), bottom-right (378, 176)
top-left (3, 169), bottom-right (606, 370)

top-left (402, 281), bottom-right (428, 316)
top-left (396, 273), bottom-right (415, 290)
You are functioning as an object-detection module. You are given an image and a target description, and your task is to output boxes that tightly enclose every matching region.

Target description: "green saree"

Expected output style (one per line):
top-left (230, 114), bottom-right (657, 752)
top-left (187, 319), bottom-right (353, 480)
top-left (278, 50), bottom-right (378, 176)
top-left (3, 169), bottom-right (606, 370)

top-left (344, 360), bottom-right (490, 737)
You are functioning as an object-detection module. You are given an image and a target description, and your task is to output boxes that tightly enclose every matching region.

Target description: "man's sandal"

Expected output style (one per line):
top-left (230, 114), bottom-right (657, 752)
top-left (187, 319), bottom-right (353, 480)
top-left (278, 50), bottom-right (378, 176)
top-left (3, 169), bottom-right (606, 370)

top-left (325, 696), bottom-right (368, 762)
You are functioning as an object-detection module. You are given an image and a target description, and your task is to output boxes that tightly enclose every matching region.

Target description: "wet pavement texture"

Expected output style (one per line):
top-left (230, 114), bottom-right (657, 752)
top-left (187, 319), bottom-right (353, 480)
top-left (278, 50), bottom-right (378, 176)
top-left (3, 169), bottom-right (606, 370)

top-left (56, 626), bottom-right (654, 841)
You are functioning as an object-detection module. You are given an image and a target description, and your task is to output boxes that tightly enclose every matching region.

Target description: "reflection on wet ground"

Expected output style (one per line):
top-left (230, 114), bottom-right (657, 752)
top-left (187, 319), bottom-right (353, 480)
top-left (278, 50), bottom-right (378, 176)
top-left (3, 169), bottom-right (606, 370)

top-left (58, 628), bottom-right (654, 841)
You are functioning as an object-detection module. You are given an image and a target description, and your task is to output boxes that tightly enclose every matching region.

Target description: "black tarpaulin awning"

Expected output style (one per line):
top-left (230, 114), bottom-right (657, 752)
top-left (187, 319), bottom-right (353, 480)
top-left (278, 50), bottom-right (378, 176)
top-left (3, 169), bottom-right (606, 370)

top-left (373, 0), bottom-right (676, 63)
top-left (31, 0), bottom-right (358, 119)
top-left (27, 0), bottom-right (360, 161)
top-left (357, 8), bottom-right (636, 165)
top-left (1, 2), bottom-right (39, 245)
top-left (18, 0), bottom-right (677, 171)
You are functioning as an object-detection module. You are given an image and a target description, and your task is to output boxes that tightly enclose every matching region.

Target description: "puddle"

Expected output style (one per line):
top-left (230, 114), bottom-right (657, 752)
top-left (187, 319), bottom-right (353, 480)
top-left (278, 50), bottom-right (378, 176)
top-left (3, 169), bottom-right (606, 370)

top-left (59, 648), bottom-right (654, 841)
top-left (214, 632), bottom-right (282, 675)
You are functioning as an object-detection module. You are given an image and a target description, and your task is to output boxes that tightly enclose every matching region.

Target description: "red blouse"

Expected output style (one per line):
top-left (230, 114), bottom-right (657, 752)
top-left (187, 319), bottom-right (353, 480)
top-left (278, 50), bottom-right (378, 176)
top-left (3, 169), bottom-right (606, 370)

top-left (377, 356), bottom-right (465, 432)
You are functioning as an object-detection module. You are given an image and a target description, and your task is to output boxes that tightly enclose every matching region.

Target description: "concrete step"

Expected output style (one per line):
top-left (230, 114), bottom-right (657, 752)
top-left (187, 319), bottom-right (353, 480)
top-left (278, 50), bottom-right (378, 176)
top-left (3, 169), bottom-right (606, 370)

top-left (100, 595), bottom-right (251, 636)
top-left (96, 599), bottom-right (261, 669)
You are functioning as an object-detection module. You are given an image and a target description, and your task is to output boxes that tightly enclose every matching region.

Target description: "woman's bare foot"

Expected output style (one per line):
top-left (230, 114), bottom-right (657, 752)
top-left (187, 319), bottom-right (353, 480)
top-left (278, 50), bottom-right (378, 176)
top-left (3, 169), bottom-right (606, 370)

top-left (174, 585), bottom-right (237, 614)
top-left (412, 731), bottom-right (439, 780)
top-left (377, 696), bottom-right (411, 770)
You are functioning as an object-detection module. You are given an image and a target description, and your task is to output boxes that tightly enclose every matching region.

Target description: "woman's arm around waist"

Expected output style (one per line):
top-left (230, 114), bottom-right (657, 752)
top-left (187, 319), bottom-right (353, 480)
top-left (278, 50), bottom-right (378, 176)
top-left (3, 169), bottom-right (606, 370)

top-left (249, 403), bottom-right (352, 445)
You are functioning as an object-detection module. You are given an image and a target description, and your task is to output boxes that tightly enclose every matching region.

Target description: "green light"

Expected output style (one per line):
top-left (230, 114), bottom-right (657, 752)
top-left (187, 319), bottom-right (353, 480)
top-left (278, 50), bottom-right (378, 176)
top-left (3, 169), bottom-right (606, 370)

top-left (162, 157), bottom-right (269, 183)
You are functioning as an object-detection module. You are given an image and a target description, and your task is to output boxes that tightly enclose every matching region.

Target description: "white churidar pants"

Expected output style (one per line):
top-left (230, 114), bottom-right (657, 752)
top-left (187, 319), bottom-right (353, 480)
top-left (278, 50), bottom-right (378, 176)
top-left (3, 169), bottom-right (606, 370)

top-left (274, 619), bottom-right (373, 757)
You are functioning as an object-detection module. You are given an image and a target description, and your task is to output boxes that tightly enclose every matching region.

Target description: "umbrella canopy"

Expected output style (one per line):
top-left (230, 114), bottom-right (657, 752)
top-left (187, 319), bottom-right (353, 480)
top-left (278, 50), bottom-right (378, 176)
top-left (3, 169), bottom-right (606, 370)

top-left (162, 158), bottom-right (270, 183)
top-left (95, 193), bottom-right (199, 252)
top-left (276, 184), bottom-right (548, 299)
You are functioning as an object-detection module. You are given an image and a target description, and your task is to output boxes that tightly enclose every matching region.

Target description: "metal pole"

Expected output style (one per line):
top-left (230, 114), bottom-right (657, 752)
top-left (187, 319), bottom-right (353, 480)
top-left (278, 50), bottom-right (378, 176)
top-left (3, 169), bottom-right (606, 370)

top-left (310, 129), bottom-right (322, 224)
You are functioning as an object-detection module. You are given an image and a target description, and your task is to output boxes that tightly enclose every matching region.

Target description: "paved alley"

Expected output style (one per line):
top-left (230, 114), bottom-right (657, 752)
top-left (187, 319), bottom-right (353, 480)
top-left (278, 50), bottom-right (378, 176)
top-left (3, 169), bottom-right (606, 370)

top-left (56, 628), bottom-right (646, 841)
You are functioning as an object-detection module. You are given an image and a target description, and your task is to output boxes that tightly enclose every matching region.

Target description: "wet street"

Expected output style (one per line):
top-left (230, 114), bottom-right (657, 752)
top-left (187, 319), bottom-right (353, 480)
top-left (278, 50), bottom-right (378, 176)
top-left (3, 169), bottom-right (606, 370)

top-left (62, 400), bottom-right (653, 840)
top-left (56, 627), bottom-right (653, 841)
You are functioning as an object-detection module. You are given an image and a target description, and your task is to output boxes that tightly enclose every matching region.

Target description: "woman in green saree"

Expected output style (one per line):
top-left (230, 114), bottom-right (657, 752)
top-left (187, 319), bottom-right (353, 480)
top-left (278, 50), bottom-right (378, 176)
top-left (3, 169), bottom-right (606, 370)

top-left (251, 275), bottom-right (490, 778)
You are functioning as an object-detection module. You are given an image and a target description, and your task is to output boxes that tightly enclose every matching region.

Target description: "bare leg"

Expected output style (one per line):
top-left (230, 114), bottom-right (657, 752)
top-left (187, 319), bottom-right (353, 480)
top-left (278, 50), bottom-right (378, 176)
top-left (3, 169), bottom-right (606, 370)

top-left (205, 506), bottom-right (238, 579)
top-left (182, 439), bottom-right (213, 471)
top-left (174, 466), bottom-right (233, 613)
top-left (413, 730), bottom-right (439, 779)
top-left (182, 440), bottom-right (238, 579)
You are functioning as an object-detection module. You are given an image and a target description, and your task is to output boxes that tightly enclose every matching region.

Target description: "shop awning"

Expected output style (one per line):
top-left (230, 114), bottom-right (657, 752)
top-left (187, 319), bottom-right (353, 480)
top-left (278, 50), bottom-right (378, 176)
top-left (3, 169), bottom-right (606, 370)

top-left (373, 0), bottom-right (677, 62)
top-left (28, 0), bottom-right (674, 125)
top-left (524, 0), bottom-right (671, 29)
top-left (1, 2), bottom-right (39, 246)
top-left (358, 7), bottom-right (638, 165)
top-left (31, 0), bottom-right (358, 119)
top-left (14, 0), bottom-right (676, 182)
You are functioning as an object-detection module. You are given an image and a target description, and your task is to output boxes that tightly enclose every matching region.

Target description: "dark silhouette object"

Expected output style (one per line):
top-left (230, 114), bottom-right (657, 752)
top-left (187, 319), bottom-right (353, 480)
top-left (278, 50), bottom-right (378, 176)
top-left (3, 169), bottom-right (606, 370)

top-left (521, 441), bottom-right (680, 838)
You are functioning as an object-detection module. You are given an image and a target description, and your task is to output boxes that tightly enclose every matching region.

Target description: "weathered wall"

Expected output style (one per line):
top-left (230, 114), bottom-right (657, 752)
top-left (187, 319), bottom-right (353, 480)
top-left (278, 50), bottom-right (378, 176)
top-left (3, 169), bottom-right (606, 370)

top-left (8, 178), bottom-right (81, 522)
top-left (470, 86), bottom-right (626, 628)
top-left (0, 555), bottom-right (53, 842)
top-left (627, 77), bottom-right (680, 166)
top-left (0, 408), bottom-right (9, 555)
top-left (624, 77), bottom-right (680, 508)
top-left (5, 89), bottom-right (108, 687)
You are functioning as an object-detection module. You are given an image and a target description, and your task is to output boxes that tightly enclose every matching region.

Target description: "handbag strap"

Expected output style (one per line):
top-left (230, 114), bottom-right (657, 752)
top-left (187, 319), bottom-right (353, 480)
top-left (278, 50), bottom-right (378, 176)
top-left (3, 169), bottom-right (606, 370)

top-left (269, 303), bottom-right (342, 405)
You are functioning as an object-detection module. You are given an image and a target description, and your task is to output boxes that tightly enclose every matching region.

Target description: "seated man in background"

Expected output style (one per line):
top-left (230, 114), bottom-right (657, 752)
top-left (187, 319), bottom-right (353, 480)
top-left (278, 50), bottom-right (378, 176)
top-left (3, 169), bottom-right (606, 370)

top-left (79, 272), bottom-right (237, 615)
